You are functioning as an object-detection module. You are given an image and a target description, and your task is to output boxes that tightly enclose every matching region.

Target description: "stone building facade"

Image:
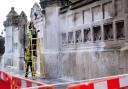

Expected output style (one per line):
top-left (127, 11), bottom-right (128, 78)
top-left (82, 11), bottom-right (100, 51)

top-left (59, 0), bottom-right (128, 80)
top-left (3, 7), bottom-right (27, 70)
top-left (3, 0), bottom-right (128, 80)
top-left (38, 0), bottom-right (128, 80)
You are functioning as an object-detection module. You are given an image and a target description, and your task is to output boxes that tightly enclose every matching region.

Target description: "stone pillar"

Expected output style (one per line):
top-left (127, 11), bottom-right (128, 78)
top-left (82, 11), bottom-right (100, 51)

top-left (3, 7), bottom-right (20, 68)
top-left (39, 0), bottom-right (71, 78)
top-left (19, 11), bottom-right (27, 70)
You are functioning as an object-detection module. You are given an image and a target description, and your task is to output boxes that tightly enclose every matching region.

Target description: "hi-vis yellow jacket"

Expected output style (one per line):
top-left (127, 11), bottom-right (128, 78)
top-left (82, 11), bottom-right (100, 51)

top-left (27, 28), bottom-right (33, 38)
top-left (25, 50), bottom-right (32, 62)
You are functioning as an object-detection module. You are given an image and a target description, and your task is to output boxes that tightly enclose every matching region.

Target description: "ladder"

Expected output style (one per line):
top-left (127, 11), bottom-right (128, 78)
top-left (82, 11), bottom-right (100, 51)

top-left (26, 30), bottom-right (46, 78)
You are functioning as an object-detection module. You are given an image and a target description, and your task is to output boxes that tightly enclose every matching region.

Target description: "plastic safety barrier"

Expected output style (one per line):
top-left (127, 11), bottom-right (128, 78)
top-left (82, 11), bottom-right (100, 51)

top-left (0, 69), bottom-right (54, 89)
top-left (67, 75), bottom-right (128, 89)
top-left (2, 68), bottom-right (128, 89)
top-left (0, 69), bottom-right (11, 89)
top-left (22, 84), bottom-right (55, 89)
top-left (12, 76), bottom-right (47, 89)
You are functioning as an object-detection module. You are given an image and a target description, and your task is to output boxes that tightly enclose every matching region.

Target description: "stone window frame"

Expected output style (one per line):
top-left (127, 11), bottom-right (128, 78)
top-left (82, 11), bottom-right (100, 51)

top-left (93, 25), bottom-right (102, 42)
top-left (116, 20), bottom-right (125, 40)
top-left (92, 5), bottom-right (103, 22)
top-left (75, 30), bottom-right (82, 44)
top-left (83, 28), bottom-right (91, 43)
top-left (62, 33), bottom-right (67, 46)
top-left (103, 1), bottom-right (113, 20)
top-left (68, 31), bottom-right (74, 44)
top-left (83, 9), bottom-right (92, 25)
top-left (74, 12), bottom-right (83, 26)
top-left (115, 0), bottom-right (124, 16)
top-left (103, 23), bottom-right (114, 41)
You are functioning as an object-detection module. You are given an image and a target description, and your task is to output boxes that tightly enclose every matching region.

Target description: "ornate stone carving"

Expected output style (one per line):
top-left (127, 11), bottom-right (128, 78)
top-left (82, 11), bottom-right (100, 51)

top-left (4, 7), bottom-right (20, 27)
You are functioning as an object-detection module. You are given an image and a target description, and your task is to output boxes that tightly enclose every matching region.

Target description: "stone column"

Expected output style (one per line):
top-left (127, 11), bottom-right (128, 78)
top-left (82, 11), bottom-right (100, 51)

top-left (3, 7), bottom-right (20, 68)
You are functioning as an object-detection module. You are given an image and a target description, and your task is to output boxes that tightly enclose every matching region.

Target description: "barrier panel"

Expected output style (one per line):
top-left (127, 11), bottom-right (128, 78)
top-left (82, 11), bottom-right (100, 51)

top-left (20, 74), bottom-right (128, 89)
top-left (1, 68), bottom-right (128, 89)
top-left (11, 76), bottom-right (51, 89)
top-left (67, 74), bottom-right (128, 89)
top-left (0, 69), bottom-right (54, 89)
top-left (0, 69), bottom-right (11, 89)
top-left (21, 84), bottom-right (55, 89)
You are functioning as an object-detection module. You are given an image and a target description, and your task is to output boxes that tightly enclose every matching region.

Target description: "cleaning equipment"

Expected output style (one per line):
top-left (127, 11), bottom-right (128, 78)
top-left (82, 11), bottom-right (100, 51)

top-left (25, 24), bottom-right (45, 78)
top-left (31, 30), bottom-right (46, 78)
top-left (36, 31), bottom-right (46, 78)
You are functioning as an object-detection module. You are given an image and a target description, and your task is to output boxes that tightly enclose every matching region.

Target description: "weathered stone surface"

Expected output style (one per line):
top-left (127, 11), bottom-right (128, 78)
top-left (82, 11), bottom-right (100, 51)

top-left (3, 7), bottom-right (27, 70)
top-left (34, 0), bottom-right (128, 80)
top-left (58, 50), bottom-right (121, 80)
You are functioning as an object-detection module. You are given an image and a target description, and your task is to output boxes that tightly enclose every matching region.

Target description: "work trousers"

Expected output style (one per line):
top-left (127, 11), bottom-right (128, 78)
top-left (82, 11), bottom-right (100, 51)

top-left (25, 62), bottom-right (34, 77)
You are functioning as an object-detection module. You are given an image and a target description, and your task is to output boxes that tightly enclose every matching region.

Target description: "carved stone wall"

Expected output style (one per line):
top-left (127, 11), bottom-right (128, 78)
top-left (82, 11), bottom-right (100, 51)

top-left (59, 0), bottom-right (128, 80)
top-left (39, 0), bottom-right (128, 80)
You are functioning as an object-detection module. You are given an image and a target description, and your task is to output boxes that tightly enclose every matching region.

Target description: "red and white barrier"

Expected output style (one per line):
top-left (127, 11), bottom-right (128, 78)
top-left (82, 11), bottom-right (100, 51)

top-left (1, 68), bottom-right (128, 89)
top-left (12, 76), bottom-right (45, 89)
top-left (67, 75), bottom-right (128, 89)
top-left (0, 69), bottom-right (54, 89)
top-left (0, 69), bottom-right (11, 89)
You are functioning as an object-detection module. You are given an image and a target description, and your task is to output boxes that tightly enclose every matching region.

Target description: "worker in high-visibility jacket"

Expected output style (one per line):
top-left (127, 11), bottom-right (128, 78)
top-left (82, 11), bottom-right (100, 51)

top-left (27, 22), bottom-right (37, 57)
top-left (24, 48), bottom-right (35, 78)
top-left (25, 22), bottom-right (37, 78)
top-left (27, 22), bottom-right (33, 38)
